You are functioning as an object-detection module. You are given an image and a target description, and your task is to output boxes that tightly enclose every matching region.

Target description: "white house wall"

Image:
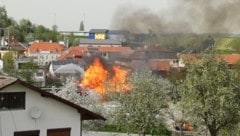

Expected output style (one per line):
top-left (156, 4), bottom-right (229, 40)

top-left (31, 52), bottom-right (60, 66)
top-left (0, 83), bottom-right (81, 136)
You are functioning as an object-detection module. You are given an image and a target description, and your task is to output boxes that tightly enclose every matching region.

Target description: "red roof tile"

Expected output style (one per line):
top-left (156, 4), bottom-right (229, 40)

top-left (180, 54), bottom-right (240, 65)
top-left (148, 59), bottom-right (171, 71)
top-left (179, 54), bottom-right (201, 64)
top-left (220, 54), bottom-right (240, 65)
top-left (58, 46), bottom-right (133, 60)
top-left (98, 47), bottom-right (132, 53)
top-left (58, 46), bottom-right (84, 60)
top-left (28, 42), bottom-right (65, 53)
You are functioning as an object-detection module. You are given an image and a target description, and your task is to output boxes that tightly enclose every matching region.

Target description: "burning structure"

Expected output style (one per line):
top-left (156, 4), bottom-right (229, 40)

top-left (79, 57), bottom-right (130, 96)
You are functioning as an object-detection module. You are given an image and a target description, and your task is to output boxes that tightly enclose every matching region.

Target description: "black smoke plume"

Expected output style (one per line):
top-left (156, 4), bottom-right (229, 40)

top-left (111, 0), bottom-right (240, 34)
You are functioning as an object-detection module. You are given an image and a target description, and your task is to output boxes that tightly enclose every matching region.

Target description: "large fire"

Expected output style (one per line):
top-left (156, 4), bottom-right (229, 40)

top-left (111, 65), bottom-right (130, 92)
top-left (80, 58), bottom-right (130, 95)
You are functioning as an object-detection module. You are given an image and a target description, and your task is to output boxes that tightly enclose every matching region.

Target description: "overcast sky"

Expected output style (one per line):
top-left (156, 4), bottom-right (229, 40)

top-left (0, 0), bottom-right (175, 31)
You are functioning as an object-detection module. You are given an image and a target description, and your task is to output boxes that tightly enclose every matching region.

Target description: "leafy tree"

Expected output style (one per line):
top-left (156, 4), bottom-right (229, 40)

top-left (34, 25), bottom-right (59, 42)
top-left (52, 78), bottom-right (106, 131)
top-left (110, 71), bottom-right (171, 135)
top-left (166, 68), bottom-right (186, 102)
top-left (34, 25), bottom-right (49, 41)
top-left (202, 35), bottom-right (215, 52)
top-left (179, 54), bottom-right (240, 136)
top-left (19, 19), bottom-right (33, 33)
top-left (2, 51), bottom-right (15, 75)
top-left (52, 25), bottom-right (58, 32)
top-left (0, 6), bottom-right (7, 28)
top-left (6, 17), bottom-right (18, 28)
top-left (7, 25), bottom-right (23, 41)
top-left (17, 62), bottom-right (37, 85)
top-left (17, 19), bottom-right (34, 42)
top-left (68, 32), bottom-right (78, 46)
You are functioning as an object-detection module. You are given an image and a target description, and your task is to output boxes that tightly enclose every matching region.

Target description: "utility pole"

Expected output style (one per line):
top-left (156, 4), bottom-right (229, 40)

top-left (0, 28), bottom-right (3, 47)
top-left (0, 28), bottom-right (10, 49)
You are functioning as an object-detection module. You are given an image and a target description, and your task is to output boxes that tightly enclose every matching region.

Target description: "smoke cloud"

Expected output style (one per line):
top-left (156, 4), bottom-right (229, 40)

top-left (111, 0), bottom-right (240, 34)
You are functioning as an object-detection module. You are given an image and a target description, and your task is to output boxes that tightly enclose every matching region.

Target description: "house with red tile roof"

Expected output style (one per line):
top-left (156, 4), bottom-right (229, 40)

top-left (8, 37), bottom-right (28, 58)
top-left (178, 54), bottom-right (240, 67)
top-left (58, 46), bottom-right (133, 61)
top-left (79, 39), bottom-right (122, 47)
top-left (219, 54), bottom-right (240, 66)
top-left (129, 46), bottom-right (177, 72)
top-left (177, 54), bottom-right (201, 67)
top-left (58, 46), bottom-right (84, 60)
top-left (148, 59), bottom-right (171, 71)
top-left (27, 42), bottom-right (65, 66)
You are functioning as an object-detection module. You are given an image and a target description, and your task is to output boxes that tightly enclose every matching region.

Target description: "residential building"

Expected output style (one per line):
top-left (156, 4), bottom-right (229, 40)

top-left (220, 54), bottom-right (240, 67)
top-left (79, 39), bottom-right (122, 47)
top-left (27, 42), bottom-right (65, 66)
top-left (130, 46), bottom-right (177, 72)
top-left (47, 59), bottom-right (83, 80)
top-left (8, 37), bottom-right (28, 58)
top-left (107, 30), bottom-right (130, 42)
top-left (178, 54), bottom-right (240, 68)
top-left (58, 46), bottom-right (132, 61)
top-left (89, 29), bottom-right (108, 40)
top-left (58, 46), bottom-right (84, 60)
top-left (15, 57), bottom-right (46, 87)
top-left (0, 76), bottom-right (105, 136)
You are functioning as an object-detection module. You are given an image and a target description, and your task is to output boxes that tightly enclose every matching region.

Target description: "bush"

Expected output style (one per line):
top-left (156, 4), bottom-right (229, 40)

top-left (98, 124), bottom-right (171, 135)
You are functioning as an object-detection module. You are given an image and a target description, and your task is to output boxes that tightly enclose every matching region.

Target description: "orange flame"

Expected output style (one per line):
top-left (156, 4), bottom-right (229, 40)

top-left (111, 65), bottom-right (131, 92)
top-left (80, 58), bottom-right (107, 94)
top-left (80, 58), bottom-right (130, 96)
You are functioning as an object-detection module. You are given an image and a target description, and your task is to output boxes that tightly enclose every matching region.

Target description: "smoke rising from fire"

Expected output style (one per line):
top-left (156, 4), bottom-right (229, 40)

top-left (111, 0), bottom-right (240, 34)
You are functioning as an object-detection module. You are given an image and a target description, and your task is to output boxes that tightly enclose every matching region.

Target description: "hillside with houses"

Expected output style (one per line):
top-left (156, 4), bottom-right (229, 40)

top-left (2, 3), bottom-right (240, 136)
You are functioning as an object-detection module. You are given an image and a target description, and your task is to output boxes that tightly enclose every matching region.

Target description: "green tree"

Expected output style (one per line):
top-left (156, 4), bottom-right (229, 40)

top-left (2, 52), bottom-right (15, 75)
top-left (7, 25), bottom-right (23, 41)
top-left (17, 62), bottom-right (36, 85)
top-left (0, 6), bottom-right (7, 28)
top-left (68, 32), bottom-right (78, 46)
top-left (19, 19), bottom-right (33, 33)
top-left (34, 25), bottom-right (48, 41)
top-left (52, 78), bottom-right (106, 131)
top-left (34, 25), bottom-right (59, 42)
top-left (6, 17), bottom-right (17, 27)
top-left (17, 19), bottom-right (34, 42)
top-left (111, 71), bottom-right (171, 135)
top-left (179, 54), bottom-right (240, 136)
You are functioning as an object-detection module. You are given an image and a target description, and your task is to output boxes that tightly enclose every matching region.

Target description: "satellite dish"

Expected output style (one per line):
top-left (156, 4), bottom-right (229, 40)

top-left (29, 106), bottom-right (42, 119)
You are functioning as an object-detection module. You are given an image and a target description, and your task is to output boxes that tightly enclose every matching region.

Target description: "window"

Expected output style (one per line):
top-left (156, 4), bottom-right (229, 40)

top-left (36, 72), bottom-right (43, 77)
top-left (47, 128), bottom-right (71, 136)
top-left (0, 92), bottom-right (25, 110)
top-left (14, 130), bottom-right (40, 136)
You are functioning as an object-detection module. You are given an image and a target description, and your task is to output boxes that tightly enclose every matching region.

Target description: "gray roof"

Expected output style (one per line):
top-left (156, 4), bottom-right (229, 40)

top-left (55, 63), bottom-right (84, 74)
top-left (89, 29), bottom-right (108, 33)
top-left (51, 59), bottom-right (79, 65)
top-left (107, 30), bottom-right (130, 35)
top-left (79, 39), bottom-right (122, 45)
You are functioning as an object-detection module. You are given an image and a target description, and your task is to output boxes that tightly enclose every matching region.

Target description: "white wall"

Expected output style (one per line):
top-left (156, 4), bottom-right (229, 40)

top-left (0, 83), bottom-right (81, 136)
top-left (0, 60), bottom-right (3, 71)
top-left (31, 52), bottom-right (60, 66)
